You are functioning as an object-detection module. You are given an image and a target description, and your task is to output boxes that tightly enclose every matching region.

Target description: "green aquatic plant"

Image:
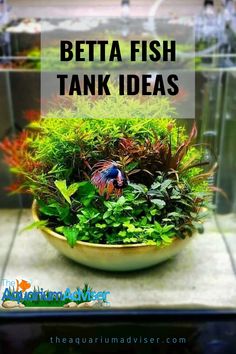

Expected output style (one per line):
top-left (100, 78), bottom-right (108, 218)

top-left (44, 84), bottom-right (176, 119)
top-left (0, 87), bottom-right (213, 247)
top-left (0, 113), bottom-right (213, 247)
top-left (53, 174), bottom-right (208, 247)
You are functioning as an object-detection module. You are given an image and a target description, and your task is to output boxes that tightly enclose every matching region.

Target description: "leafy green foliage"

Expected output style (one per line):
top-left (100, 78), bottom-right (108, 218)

top-left (58, 226), bottom-right (80, 247)
top-left (44, 85), bottom-right (175, 120)
top-left (21, 220), bottom-right (48, 233)
top-left (0, 115), bottom-right (213, 247)
top-left (42, 173), bottom-right (211, 247)
top-left (37, 199), bottom-right (72, 225)
top-left (54, 180), bottom-right (79, 204)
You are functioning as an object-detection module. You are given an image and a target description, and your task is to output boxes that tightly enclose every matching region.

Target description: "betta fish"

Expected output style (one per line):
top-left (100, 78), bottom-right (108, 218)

top-left (91, 160), bottom-right (127, 198)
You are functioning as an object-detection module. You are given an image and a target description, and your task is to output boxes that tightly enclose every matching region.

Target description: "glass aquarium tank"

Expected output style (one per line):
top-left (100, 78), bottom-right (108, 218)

top-left (0, 0), bottom-right (236, 318)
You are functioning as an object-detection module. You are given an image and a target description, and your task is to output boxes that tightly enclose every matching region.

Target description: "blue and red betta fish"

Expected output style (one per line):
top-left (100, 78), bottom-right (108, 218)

top-left (91, 161), bottom-right (127, 198)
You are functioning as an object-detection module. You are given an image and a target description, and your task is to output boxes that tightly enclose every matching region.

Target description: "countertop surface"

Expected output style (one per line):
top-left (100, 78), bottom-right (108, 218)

top-left (0, 209), bottom-right (236, 310)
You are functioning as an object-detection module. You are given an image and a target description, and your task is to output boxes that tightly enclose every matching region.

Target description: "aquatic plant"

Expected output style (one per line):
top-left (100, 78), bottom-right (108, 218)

top-left (0, 90), bottom-right (214, 247)
top-left (0, 110), bottom-right (213, 247)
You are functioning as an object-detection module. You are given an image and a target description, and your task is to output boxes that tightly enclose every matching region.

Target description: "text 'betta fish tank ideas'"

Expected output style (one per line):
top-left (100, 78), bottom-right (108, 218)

top-left (0, 6), bottom-right (236, 313)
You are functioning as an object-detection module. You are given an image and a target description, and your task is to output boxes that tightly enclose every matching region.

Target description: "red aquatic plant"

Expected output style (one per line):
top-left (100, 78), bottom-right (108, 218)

top-left (119, 122), bottom-right (200, 174)
top-left (0, 131), bottom-right (42, 193)
top-left (5, 180), bottom-right (25, 194)
top-left (24, 109), bottom-right (40, 122)
top-left (105, 122), bottom-right (210, 189)
top-left (0, 131), bottom-right (40, 171)
top-left (0, 131), bottom-right (29, 168)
